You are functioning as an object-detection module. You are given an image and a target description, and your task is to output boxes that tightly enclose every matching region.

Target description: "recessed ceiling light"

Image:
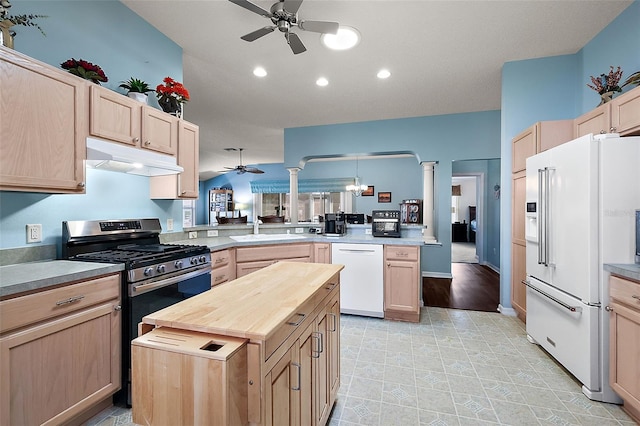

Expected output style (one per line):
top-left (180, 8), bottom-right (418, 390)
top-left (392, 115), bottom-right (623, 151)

top-left (316, 77), bottom-right (329, 87)
top-left (377, 69), bottom-right (391, 79)
top-left (321, 26), bottom-right (360, 51)
top-left (253, 67), bottom-right (267, 77)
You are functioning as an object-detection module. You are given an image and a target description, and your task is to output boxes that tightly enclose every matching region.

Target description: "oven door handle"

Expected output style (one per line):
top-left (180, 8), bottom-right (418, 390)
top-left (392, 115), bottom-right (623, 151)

top-left (131, 266), bottom-right (210, 296)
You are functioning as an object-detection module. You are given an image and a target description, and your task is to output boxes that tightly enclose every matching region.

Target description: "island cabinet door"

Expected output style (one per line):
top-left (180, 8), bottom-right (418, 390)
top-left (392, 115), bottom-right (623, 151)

top-left (328, 293), bottom-right (341, 403)
top-left (314, 309), bottom-right (330, 426)
top-left (264, 344), bottom-right (297, 426)
top-left (297, 322), bottom-right (315, 426)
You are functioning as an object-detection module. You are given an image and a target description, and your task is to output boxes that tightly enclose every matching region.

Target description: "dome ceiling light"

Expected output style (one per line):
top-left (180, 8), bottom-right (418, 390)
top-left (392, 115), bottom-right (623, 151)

top-left (253, 66), bottom-right (267, 77)
top-left (321, 26), bottom-right (360, 51)
top-left (377, 69), bottom-right (391, 79)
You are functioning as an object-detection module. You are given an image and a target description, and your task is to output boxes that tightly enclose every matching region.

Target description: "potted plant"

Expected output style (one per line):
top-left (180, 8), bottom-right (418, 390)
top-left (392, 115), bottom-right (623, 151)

top-left (0, 0), bottom-right (47, 48)
top-left (60, 58), bottom-right (108, 84)
top-left (119, 77), bottom-right (154, 104)
top-left (156, 77), bottom-right (190, 118)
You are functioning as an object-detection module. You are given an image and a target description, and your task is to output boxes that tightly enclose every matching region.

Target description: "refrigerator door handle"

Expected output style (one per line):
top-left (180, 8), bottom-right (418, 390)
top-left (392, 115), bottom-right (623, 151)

top-left (537, 168), bottom-right (545, 265)
top-left (546, 167), bottom-right (556, 268)
top-left (523, 280), bottom-right (582, 313)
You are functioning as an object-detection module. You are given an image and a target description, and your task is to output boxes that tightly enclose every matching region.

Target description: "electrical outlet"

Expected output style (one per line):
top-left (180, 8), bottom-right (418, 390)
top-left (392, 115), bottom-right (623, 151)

top-left (188, 231), bottom-right (198, 239)
top-left (295, 228), bottom-right (304, 234)
top-left (365, 228), bottom-right (372, 235)
top-left (26, 224), bottom-right (42, 243)
top-left (207, 230), bottom-right (219, 237)
top-left (166, 218), bottom-right (174, 231)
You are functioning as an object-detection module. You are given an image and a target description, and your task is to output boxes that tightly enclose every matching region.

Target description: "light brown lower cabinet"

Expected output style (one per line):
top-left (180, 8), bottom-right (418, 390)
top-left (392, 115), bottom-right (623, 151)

top-left (608, 275), bottom-right (640, 423)
top-left (211, 247), bottom-right (235, 287)
top-left (263, 290), bottom-right (339, 426)
top-left (313, 242), bottom-right (331, 264)
top-left (0, 274), bottom-right (121, 426)
top-left (384, 245), bottom-right (420, 322)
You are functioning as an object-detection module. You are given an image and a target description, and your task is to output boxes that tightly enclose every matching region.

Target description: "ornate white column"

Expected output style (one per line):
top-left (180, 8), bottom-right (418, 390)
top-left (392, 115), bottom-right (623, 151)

top-left (288, 168), bottom-right (300, 224)
top-left (422, 161), bottom-right (437, 242)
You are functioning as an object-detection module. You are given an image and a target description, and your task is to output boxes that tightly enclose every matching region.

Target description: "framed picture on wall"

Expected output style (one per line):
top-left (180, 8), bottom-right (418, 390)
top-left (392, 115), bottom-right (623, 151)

top-left (362, 186), bottom-right (374, 196)
top-left (378, 191), bottom-right (391, 203)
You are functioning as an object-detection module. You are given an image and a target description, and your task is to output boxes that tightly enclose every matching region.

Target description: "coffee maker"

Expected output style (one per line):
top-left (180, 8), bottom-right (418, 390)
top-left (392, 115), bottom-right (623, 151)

top-left (324, 212), bottom-right (346, 237)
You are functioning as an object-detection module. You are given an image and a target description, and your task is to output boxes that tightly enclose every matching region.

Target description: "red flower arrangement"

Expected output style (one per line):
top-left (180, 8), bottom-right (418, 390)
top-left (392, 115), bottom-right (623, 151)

top-left (60, 58), bottom-right (108, 84)
top-left (156, 77), bottom-right (190, 103)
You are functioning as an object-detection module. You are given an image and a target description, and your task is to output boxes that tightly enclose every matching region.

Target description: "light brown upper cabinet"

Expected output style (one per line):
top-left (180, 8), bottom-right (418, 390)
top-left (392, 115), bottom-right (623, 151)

top-left (90, 85), bottom-right (178, 156)
top-left (149, 120), bottom-right (199, 199)
top-left (0, 46), bottom-right (88, 193)
top-left (575, 86), bottom-right (640, 138)
top-left (512, 120), bottom-right (573, 174)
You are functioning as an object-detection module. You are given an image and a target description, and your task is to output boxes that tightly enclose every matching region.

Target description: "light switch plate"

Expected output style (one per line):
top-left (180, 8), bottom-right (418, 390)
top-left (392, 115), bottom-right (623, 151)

top-left (188, 231), bottom-right (198, 239)
top-left (166, 218), bottom-right (174, 231)
top-left (365, 228), bottom-right (372, 235)
top-left (295, 228), bottom-right (304, 234)
top-left (207, 230), bottom-right (219, 237)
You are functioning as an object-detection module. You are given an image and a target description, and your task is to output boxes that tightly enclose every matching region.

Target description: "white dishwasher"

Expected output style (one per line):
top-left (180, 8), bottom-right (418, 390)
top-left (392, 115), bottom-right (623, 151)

top-left (331, 243), bottom-right (384, 317)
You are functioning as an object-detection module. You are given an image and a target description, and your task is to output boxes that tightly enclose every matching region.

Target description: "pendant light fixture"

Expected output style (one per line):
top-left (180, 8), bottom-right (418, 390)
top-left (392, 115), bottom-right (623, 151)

top-left (346, 156), bottom-right (368, 196)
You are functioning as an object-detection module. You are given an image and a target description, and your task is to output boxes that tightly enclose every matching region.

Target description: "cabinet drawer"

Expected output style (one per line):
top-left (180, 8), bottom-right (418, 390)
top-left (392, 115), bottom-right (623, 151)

top-left (236, 243), bottom-right (312, 263)
top-left (211, 248), bottom-right (232, 268)
top-left (610, 275), bottom-right (640, 310)
top-left (384, 245), bottom-right (419, 261)
top-left (0, 273), bottom-right (120, 334)
top-left (211, 264), bottom-right (232, 287)
top-left (264, 279), bottom-right (338, 362)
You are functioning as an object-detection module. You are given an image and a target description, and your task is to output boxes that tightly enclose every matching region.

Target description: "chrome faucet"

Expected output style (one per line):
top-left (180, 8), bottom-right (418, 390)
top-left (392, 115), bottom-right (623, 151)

top-left (254, 219), bottom-right (263, 235)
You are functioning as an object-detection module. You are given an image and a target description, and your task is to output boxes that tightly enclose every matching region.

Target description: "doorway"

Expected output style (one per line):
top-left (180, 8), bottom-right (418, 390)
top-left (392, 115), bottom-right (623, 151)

top-left (451, 175), bottom-right (479, 264)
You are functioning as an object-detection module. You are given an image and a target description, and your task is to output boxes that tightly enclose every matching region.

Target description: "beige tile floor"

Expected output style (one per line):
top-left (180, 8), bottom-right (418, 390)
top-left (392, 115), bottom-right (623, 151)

top-left (87, 307), bottom-right (636, 426)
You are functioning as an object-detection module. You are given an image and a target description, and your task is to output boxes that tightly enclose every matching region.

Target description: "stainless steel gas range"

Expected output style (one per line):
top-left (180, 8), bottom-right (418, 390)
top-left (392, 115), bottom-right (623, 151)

top-left (62, 218), bottom-right (211, 405)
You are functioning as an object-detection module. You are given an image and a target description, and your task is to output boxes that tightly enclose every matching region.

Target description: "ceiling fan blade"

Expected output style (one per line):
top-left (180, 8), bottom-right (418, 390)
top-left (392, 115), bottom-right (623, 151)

top-left (298, 20), bottom-right (339, 35)
top-left (286, 32), bottom-right (307, 54)
top-left (228, 0), bottom-right (271, 17)
top-left (245, 167), bottom-right (265, 174)
top-left (283, 0), bottom-right (303, 14)
top-left (241, 26), bottom-right (276, 42)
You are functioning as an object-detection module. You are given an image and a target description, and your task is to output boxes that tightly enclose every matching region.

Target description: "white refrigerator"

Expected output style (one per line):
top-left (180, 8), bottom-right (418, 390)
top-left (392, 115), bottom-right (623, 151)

top-left (525, 133), bottom-right (640, 403)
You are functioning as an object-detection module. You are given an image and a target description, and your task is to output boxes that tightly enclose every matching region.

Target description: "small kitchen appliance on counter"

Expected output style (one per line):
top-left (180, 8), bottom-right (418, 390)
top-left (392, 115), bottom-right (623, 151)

top-left (399, 199), bottom-right (423, 224)
top-left (62, 218), bottom-right (211, 406)
top-left (371, 210), bottom-right (401, 237)
top-left (324, 212), bottom-right (346, 237)
top-left (345, 213), bottom-right (365, 224)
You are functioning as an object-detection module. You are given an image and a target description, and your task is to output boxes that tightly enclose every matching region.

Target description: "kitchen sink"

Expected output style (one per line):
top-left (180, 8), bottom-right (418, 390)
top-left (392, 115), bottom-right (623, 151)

top-left (229, 233), bottom-right (306, 242)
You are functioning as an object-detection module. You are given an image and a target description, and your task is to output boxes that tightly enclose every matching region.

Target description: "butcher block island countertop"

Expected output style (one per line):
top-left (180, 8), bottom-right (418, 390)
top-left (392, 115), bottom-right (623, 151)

top-left (133, 261), bottom-right (344, 426)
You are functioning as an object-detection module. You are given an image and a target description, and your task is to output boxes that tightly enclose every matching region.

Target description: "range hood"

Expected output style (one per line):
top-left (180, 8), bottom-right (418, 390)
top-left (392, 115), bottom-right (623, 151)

top-left (86, 137), bottom-right (183, 176)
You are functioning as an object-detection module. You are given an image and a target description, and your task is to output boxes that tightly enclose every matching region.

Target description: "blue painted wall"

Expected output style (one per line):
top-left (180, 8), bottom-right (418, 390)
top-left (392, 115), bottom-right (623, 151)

top-left (499, 1), bottom-right (639, 309)
top-left (0, 0), bottom-right (184, 253)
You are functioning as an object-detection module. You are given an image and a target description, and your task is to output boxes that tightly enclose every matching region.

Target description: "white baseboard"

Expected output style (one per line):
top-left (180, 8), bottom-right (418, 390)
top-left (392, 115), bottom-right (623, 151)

top-left (422, 271), bottom-right (453, 279)
top-left (498, 304), bottom-right (517, 316)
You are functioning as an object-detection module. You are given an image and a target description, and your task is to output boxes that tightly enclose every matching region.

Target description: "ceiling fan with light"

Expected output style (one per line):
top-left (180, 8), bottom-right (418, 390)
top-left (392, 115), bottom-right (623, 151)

top-left (221, 148), bottom-right (265, 174)
top-left (228, 0), bottom-right (339, 54)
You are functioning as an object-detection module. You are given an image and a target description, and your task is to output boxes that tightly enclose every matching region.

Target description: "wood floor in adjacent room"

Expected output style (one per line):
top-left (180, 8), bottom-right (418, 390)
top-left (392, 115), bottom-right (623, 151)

top-left (423, 263), bottom-right (500, 312)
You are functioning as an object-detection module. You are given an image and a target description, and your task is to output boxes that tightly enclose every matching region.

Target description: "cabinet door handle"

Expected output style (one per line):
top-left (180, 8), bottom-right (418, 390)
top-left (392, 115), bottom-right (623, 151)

top-left (133, 137), bottom-right (140, 143)
top-left (144, 140), bottom-right (151, 146)
top-left (114, 305), bottom-right (122, 311)
top-left (605, 306), bottom-right (613, 312)
top-left (312, 332), bottom-right (324, 358)
top-left (55, 295), bottom-right (85, 306)
top-left (77, 182), bottom-right (85, 188)
top-left (329, 313), bottom-right (337, 332)
top-left (291, 362), bottom-right (301, 391)
top-left (286, 313), bottom-right (305, 326)
top-left (632, 295), bottom-right (640, 300)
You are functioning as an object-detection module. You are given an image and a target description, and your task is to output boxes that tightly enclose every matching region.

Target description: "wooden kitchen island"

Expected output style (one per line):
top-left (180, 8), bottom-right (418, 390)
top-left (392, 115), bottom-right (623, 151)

top-left (132, 261), bottom-right (344, 426)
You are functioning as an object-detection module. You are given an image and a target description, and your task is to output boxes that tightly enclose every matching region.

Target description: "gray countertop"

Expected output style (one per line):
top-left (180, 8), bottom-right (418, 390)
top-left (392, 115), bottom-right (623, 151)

top-left (171, 233), bottom-right (428, 251)
top-left (604, 263), bottom-right (640, 282)
top-left (0, 261), bottom-right (124, 298)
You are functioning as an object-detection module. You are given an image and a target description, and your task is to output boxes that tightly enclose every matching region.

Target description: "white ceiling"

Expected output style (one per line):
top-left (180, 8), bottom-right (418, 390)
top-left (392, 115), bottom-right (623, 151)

top-left (122, 0), bottom-right (632, 180)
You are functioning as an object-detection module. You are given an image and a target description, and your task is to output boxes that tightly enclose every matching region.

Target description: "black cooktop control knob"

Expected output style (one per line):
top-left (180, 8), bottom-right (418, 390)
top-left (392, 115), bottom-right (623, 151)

top-left (156, 264), bottom-right (166, 273)
top-left (144, 267), bottom-right (154, 277)
top-left (174, 260), bottom-right (183, 268)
